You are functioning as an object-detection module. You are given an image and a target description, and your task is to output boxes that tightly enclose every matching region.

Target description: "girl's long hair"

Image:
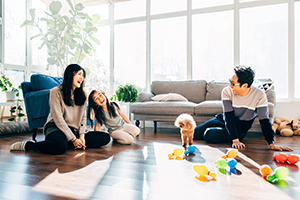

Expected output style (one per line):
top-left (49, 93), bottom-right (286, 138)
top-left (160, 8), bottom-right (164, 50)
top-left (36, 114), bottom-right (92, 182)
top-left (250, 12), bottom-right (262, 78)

top-left (88, 89), bottom-right (120, 128)
top-left (61, 64), bottom-right (86, 106)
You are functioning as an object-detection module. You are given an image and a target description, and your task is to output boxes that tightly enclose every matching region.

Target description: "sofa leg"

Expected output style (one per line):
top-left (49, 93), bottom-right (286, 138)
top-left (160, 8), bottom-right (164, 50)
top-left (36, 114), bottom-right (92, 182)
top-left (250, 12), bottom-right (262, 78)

top-left (135, 120), bottom-right (140, 127)
top-left (32, 128), bottom-right (38, 142)
top-left (154, 121), bottom-right (157, 133)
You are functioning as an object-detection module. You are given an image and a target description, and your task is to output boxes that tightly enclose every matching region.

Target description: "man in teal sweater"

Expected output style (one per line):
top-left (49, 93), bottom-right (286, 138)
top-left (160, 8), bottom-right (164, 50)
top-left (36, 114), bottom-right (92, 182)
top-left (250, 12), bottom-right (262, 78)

top-left (194, 65), bottom-right (292, 151)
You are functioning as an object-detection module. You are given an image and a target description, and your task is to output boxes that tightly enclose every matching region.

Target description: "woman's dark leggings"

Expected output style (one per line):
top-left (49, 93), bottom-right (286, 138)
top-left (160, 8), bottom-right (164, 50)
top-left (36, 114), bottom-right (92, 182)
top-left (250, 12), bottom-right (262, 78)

top-left (194, 113), bottom-right (236, 144)
top-left (25, 131), bottom-right (111, 155)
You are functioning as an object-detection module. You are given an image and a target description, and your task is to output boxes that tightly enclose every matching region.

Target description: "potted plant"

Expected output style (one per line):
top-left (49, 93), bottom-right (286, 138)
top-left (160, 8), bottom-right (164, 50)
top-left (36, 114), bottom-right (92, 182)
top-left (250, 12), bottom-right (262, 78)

top-left (0, 73), bottom-right (25, 121)
top-left (110, 84), bottom-right (138, 102)
top-left (20, 0), bottom-right (101, 75)
top-left (0, 73), bottom-right (19, 101)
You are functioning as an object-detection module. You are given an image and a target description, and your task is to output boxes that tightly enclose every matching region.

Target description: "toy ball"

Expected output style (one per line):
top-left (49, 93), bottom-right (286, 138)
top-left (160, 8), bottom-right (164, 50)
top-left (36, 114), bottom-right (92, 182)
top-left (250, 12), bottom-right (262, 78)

top-left (173, 148), bottom-right (184, 157)
top-left (259, 164), bottom-right (272, 177)
top-left (184, 151), bottom-right (189, 156)
top-left (187, 145), bottom-right (196, 154)
top-left (227, 158), bottom-right (237, 169)
top-left (287, 154), bottom-right (299, 164)
top-left (274, 153), bottom-right (288, 163)
top-left (215, 159), bottom-right (227, 169)
top-left (267, 167), bottom-right (289, 182)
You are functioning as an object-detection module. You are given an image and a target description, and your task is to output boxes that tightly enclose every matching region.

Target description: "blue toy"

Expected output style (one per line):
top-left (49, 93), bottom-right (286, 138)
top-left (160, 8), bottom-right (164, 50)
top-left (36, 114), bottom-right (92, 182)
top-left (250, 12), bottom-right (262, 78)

top-left (226, 158), bottom-right (237, 169)
top-left (184, 145), bottom-right (196, 155)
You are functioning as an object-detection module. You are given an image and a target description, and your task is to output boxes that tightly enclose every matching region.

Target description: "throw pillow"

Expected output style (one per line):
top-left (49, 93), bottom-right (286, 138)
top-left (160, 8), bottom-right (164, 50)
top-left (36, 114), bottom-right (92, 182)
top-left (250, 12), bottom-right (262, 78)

top-left (254, 80), bottom-right (274, 92)
top-left (151, 93), bottom-right (188, 102)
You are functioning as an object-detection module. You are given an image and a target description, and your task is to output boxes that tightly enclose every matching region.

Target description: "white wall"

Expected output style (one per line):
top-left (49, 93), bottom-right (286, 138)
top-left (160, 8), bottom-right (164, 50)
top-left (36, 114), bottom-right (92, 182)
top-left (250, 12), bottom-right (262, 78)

top-left (276, 101), bottom-right (300, 120)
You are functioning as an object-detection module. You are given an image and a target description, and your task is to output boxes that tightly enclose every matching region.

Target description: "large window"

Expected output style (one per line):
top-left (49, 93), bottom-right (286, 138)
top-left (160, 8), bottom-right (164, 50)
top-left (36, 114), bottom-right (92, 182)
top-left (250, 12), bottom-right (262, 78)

top-left (1, 0), bottom-right (300, 102)
top-left (114, 0), bottom-right (146, 20)
top-left (192, 10), bottom-right (233, 81)
top-left (31, 0), bottom-right (48, 68)
top-left (151, 16), bottom-right (187, 81)
top-left (192, 0), bottom-right (233, 9)
top-left (240, 3), bottom-right (288, 98)
top-left (114, 22), bottom-right (146, 93)
top-left (295, 2), bottom-right (300, 98)
top-left (151, 0), bottom-right (186, 15)
top-left (4, 0), bottom-right (26, 65)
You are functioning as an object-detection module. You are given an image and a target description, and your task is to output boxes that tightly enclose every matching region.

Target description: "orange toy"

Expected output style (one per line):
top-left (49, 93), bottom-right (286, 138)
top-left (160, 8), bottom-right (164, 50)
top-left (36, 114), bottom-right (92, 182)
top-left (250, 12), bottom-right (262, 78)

top-left (260, 164), bottom-right (272, 177)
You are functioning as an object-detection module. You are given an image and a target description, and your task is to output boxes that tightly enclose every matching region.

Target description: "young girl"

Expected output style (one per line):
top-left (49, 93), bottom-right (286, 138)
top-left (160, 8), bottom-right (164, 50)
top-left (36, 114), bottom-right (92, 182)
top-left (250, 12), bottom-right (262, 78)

top-left (10, 64), bottom-right (111, 154)
top-left (88, 89), bottom-right (140, 145)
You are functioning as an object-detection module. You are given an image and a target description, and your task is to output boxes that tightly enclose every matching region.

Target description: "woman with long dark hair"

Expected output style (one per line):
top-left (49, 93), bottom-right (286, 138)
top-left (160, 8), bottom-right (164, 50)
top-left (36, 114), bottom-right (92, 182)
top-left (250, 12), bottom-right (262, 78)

top-left (10, 64), bottom-right (111, 154)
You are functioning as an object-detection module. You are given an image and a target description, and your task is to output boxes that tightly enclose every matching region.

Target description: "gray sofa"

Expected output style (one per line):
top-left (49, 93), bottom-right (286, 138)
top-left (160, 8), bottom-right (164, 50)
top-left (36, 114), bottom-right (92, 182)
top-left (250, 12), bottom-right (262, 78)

top-left (131, 79), bottom-right (276, 132)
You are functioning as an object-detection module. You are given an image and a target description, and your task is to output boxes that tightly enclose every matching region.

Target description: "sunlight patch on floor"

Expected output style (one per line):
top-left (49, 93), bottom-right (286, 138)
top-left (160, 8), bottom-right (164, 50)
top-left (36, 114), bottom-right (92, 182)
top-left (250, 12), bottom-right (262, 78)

top-left (32, 156), bottom-right (113, 199)
top-left (152, 143), bottom-right (294, 200)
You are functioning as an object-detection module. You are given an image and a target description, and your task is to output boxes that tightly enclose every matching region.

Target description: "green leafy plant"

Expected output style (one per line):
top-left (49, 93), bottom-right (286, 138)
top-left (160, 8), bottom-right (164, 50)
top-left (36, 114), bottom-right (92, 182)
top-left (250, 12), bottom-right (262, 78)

top-left (0, 73), bottom-right (25, 121)
top-left (20, 0), bottom-right (101, 73)
top-left (0, 73), bottom-right (19, 92)
top-left (111, 84), bottom-right (138, 102)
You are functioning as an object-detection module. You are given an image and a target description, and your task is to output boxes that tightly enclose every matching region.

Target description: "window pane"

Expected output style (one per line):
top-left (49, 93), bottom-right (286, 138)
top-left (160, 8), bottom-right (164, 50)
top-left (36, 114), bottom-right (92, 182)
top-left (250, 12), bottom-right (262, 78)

top-left (240, 3), bottom-right (288, 98)
top-left (114, 0), bottom-right (146, 20)
top-left (151, 0), bottom-right (186, 15)
top-left (151, 17), bottom-right (187, 81)
top-left (4, 69), bottom-right (25, 98)
top-left (192, 0), bottom-right (233, 9)
top-left (296, 2), bottom-right (300, 98)
top-left (192, 11), bottom-right (233, 81)
top-left (85, 4), bottom-right (109, 20)
top-left (114, 22), bottom-right (146, 93)
top-left (4, 0), bottom-right (26, 65)
top-left (31, 0), bottom-right (48, 67)
top-left (82, 26), bottom-right (110, 95)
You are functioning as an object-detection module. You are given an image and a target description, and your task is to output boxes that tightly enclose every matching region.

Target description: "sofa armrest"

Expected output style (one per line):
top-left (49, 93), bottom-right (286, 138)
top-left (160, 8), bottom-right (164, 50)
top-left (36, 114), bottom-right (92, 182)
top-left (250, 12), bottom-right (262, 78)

top-left (137, 92), bottom-right (154, 102)
top-left (21, 82), bottom-right (33, 100)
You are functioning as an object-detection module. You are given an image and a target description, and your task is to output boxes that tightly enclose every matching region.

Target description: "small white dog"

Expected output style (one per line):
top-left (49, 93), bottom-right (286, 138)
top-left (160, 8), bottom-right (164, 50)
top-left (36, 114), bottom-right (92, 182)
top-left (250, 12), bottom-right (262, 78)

top-left (175, 113), bottom-right (196, 149)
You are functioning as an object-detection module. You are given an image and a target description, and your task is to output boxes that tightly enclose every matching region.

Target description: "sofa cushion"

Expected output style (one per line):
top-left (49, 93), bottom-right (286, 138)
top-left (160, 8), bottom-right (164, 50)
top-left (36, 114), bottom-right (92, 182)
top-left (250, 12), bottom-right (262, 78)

top-left (151, 93), bottom-right (188, 102)
top-left (31, 74), bottom-right (63, 91)
top-left (138, 92), bottom-right (154, 102)
top-left (206, 80), bottom-right (228, 101)
top-left (131, 101), bottom-right (196, 115)
top-left (195, 100), bottom-right (223, 115)
top-left (151, 80), bottom-right (207, 103)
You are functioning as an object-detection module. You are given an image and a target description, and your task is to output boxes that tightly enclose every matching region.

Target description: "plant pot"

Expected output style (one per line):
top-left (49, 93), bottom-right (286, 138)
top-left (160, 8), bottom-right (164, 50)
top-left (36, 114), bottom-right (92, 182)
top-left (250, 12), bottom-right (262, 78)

top-left (5, 91), bottom-right (16, 101)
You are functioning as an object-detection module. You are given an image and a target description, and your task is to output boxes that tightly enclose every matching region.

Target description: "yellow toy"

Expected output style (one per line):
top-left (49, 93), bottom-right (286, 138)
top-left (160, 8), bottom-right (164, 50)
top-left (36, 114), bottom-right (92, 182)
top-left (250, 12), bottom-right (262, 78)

top-left (168, 148), bottom-right (184, 160)
top-left (221, 149), bottom-right (238, 160)
top-left (193, 165), bottom-right (216, 182)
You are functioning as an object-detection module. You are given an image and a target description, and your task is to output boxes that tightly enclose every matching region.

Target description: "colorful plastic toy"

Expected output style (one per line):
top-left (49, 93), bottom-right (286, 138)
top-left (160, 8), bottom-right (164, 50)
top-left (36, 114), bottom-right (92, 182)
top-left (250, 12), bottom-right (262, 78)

top-left (287, 154), bottom-right (299, 164)
top-left (259, 164), bottom-right (272, 177)
top-left (215, 158), bottom-right (227, 169)
top-left (273, 153), bottom-right (288, 163)
top-left (168, 148), bottom-right (184, 160)
top-left (267, 167), bottom-right (289, 182)
top-left (193, 165), bottom-right (216, 182)
top-left (227, 158), bottom-right (237, 169)
top-left (221, 149), bottom-right (238, 160)
top-left (184, 145), bottom-right (196, 156)
top-left (273, 153), bottom-right (299, 164)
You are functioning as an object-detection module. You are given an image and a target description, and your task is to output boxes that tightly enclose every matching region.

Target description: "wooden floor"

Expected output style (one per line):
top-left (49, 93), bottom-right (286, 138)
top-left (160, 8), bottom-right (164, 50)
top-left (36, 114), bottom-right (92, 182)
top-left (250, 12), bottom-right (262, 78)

top-left (0, 127), bottom-right (300, 200)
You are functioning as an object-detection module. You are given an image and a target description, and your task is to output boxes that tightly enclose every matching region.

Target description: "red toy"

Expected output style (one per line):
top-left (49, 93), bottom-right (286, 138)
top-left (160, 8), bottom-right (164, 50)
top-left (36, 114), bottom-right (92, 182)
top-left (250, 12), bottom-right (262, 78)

top-left (273, 153), bottom-right (299, 164)
top-left (287, 154), bottom-right (300, 164)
